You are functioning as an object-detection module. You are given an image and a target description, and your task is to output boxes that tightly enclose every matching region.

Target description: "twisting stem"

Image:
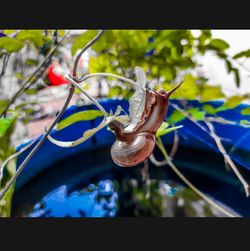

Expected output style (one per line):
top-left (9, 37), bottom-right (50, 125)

top-left (77, 72), bottom-right (142, 89)
top-left (0, 29), bottom-right (105, 200)
top-left (0, 31), bottom-right (70, 118)
top-left (149, 131), bottom-right (179, 165)
top-left (65, 74), bottom-right (108, 117)
top-left (169, 131), bottom-right (179, 159)
top-left (73, 30), bottom-right (105, 79)
top-left (155, 138), bottom-right (237, 217)
top-left (65, 70), bottom-right (144, 115)
top-left (0, 87), bottom-right (74, 200)
top-left (205, 120), bottom-right (249, 197)
top-left (0, 139), bottom-right (36, 183)
top-left (149, 153), bottom-right (167, 166)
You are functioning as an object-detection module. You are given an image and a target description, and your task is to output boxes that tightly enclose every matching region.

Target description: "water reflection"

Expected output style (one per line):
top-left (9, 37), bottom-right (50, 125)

top-left (29, 180), bottom-right (118, 217)
top-left (29, 179), bottom-right (226, 217)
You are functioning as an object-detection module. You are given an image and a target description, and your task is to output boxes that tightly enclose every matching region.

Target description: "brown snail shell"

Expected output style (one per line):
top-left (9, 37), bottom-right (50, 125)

top-left (109, 83), bottom-right (182, 167)
top-left (111, 132), bottom-right (156, 167)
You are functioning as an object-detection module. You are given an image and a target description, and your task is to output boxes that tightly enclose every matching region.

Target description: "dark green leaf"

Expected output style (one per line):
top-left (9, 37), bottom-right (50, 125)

top-left (207, 39), bottom-right (229, 51)
top-left (233, 49), bottom-right (250, 59)
top-left (232, 68), bottom-right (240, 87)
top-left (225, 59), bottom-right (232, 73)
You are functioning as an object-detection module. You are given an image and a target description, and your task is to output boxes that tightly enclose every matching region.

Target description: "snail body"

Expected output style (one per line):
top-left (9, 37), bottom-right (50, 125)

top-left (109, 84), bottom-right (181, 167)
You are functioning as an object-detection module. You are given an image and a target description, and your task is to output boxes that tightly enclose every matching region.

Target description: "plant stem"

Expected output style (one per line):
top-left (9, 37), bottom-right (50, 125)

top-left (77, 72), bottom-right (142, 89)
top-left (169, 131), bottom-right (179, 159)
top-left (0, 87), bottom-right (75, 200)
top-left (0, 139), bottom-right (36, 183)
top-left (155, 137), bottom-right (237, 217)
top-left (65, 74), bottom-right (108, 117)
top-left (205, 120), bottom-right (249, 197)
top-left (73, 30), bottom-right (105, 79)
top-left (0, 29), bottom-right (105, 200)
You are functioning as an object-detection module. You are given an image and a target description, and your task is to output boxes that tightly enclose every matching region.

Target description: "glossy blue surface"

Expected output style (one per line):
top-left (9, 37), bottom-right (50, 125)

top-left (16, 98), bottom-right (250, 190)
top-left (29, 180), bottom-right (118, 217)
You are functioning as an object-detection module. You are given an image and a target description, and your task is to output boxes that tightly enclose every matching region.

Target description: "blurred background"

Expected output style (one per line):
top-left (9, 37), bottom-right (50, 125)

top-left (0, 30), bottom-right (250, 217)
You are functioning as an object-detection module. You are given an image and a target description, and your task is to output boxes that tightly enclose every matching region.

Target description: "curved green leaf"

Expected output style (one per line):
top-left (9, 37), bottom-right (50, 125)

top-left (57, 110), bottom-right (104, 131)
top-left (156, 121), bottom-right (183, 137)
top-left (207, 39), bottom-right (229, 51)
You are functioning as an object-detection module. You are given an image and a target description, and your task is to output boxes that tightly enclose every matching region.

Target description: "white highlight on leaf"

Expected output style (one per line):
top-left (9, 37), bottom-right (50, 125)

top-left (124, 67), bottom-right (147, 133)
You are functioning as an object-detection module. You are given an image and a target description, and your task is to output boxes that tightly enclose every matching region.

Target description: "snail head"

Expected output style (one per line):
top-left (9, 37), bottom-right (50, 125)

top-left (109, 119), bottom-right (125, 131)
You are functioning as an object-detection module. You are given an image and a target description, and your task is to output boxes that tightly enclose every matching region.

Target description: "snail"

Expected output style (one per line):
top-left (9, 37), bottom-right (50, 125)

top-left (45, 67), bottom-right (182, 168)
top-left (109, 83), bottom-right (182, 167)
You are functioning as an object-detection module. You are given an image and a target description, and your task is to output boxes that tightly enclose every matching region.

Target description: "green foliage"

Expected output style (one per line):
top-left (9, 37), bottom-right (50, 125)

top-left (0, 117), bottom-right (16, 137)
top-left (57, 110), bottom-right (104, 131)
top-left (187, 108), bottom-right (205, 121)
top-left (233, 49), bottom-right (250, 59)
top-left (202, 104), bottom-right (218, 114)
top-left (202, 95), bottom-right (248, 115)
top-left (25, 58), bottom-right (39, 66)
top-left (241, 108), bottom-right (250, 115)
top-left (156, 121), bottom-right (183, 137)
top-left (222, 95), bottom-right (246, 109)
top-left (16, 30), bottom-right (45, 48)
top-left (0, 100), bottom-right (9, 114)
top-left (168, 110), bottom-right (186, 124)
top-left (199, 85), bottom-right (225, 102)
top-left (0, 116), bottom-right (17, 217)
top-left (240, 120), bottom-right (250, 126)
top-left (3, 30), bottom-right (16, 35)
top-left (224, 59), bottom-right (241, 87)
top-left (108, 86), bottom-right (122, 98)
top-left (207, 39), bottom-right (230, 51)
top-left (167, 74), bottom-right (200, 99)
top-left (0, 37), bottom-right (24, 53)
top-left (71, 30), bottom-right (115, 56)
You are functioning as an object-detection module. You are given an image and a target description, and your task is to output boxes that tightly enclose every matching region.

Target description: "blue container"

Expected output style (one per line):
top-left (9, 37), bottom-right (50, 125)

top-left (13, 98), bottom-right (250, 216)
